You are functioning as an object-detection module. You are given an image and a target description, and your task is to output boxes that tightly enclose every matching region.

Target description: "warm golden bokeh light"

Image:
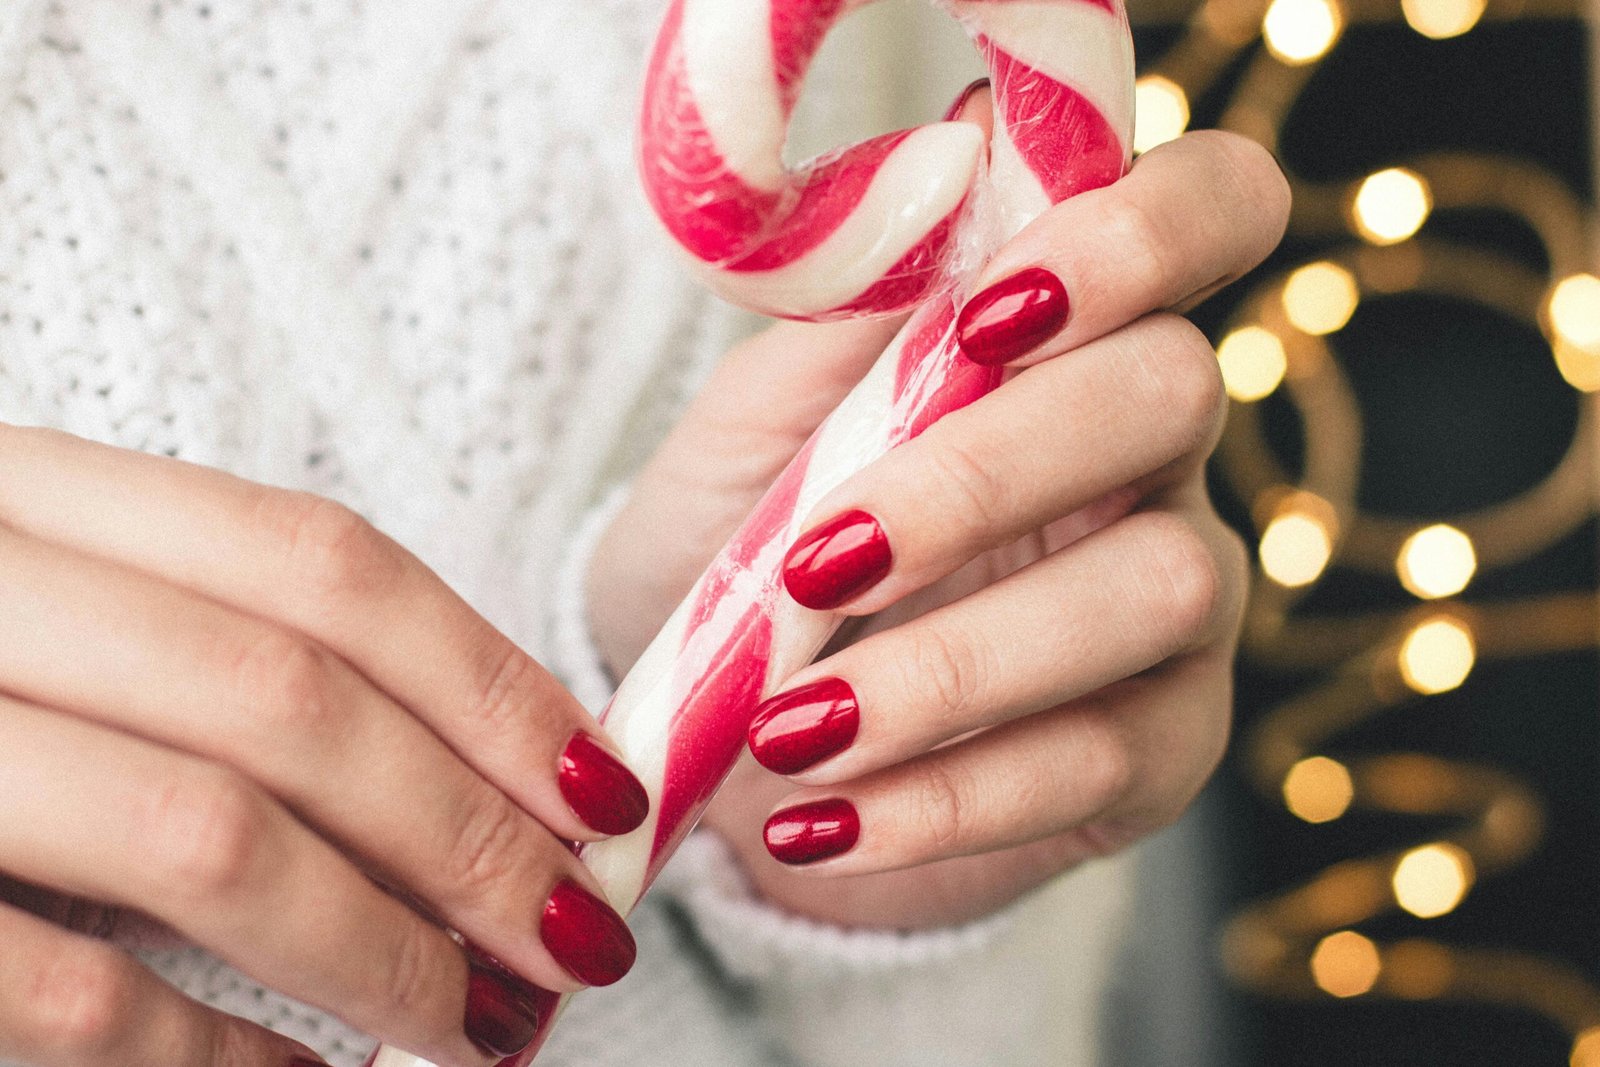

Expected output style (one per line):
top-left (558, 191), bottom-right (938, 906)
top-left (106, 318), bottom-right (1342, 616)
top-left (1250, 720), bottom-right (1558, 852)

top-left (1396, 524), bottom-right (1477, 599)
top-left (1393, 843), bottom-right (1475, 918)
top-left (1259, 511), bottom-right (1334, 587)
top-left (1401, 0), bottom-right (1487, 38)
top-left (1572, 1027), bottom-right (1600, 1067)
top-left (1283, 261), bottom-right (1360, 335)
top-left (1399, 616), bottom-right (1476, 694)
top-left (1353, 168), bottom-right (1433, 245)
top-left (1548, 274), bottom-right (1600, 350)
top-left (1134, 76), bottom-right (1190, 154)
top-left (1283, 756), bottom-right (1355, 823)
top-left (1310, 931), bottom-right (1382, 998)
top-left (1218, 326), bottom-right (1288, 401)
top-left (1554, 338), bottom-right (1600, 392)
top-left (1263, 0), bottom-right (1344, 63)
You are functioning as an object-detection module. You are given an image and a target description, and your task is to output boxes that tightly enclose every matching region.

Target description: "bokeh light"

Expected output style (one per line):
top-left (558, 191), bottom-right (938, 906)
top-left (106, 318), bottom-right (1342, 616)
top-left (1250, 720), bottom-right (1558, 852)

top-left (1259, 510), bottom-right (1334, 587)
top-left (1263, 0), bottom-right (1344, 64)
top-left (1401, 0), bottom-right (1487, 38)
top-left (1218, 326), bottom-right (1288, 401)
top-left (1554, 338), bottom-right (1600, 392)
top-left (1311, 931), bottom-right (1382, 998)
top-left (1283, 261), bottom-right (1360, 335)
top-left (1134, 76), bottom-right (1190, 154)
top-left (1397, 524), bottom-right (1477, 599)
top-left (1353, 168), bottom-right (1433, 245)
top-left (1548, 273), bottom-right (1600, 349)
top-left (1393, 843), bottom-right (1475, 918)
top-left (1572, 1027), bottom-right (1600, 1067)
top-left (1399, 616), bottom-right (1477, 695)
top-left (1283, 756), bottom-right (1355, 823)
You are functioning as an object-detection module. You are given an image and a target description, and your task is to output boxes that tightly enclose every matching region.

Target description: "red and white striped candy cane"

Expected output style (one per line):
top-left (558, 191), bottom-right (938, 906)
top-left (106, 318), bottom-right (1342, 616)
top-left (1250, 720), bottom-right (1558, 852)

top-left (368, 1), bottom-right (1131, 1063)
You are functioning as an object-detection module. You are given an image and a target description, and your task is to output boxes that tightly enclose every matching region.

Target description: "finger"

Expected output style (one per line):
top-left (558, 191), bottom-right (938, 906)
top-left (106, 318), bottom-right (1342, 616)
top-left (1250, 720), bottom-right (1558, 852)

top-left (0, 698), bottom-right (515, 1066)
top-left (0, 526), bottom-right (633, 994)
top-left (953, 129), bottom-right (1290, 367)
top-left (0, 424), bottom-right (645, 843)
top-left (781, 313), bottom-right (1225, 614)
top-left (758, 644), bottom-right (1235, 877)
top-left (753, 507), bottom-right (1241, 782)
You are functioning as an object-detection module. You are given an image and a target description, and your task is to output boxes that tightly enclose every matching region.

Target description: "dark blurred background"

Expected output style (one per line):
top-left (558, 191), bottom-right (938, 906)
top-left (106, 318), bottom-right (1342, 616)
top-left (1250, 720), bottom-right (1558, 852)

top-left (1127, 4), bottom-right (1599, 1063)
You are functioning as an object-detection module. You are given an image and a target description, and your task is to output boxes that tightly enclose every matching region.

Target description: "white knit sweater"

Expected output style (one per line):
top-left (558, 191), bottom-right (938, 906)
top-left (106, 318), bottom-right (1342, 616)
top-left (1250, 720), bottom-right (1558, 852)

top-left (0, 1), bottom-right (1137, 1064)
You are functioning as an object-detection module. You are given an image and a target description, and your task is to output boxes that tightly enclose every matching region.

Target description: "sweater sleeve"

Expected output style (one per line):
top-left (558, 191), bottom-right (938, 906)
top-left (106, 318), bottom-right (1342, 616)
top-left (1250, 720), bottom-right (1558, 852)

top-left (547, 486), bottom-right (1138, 1067)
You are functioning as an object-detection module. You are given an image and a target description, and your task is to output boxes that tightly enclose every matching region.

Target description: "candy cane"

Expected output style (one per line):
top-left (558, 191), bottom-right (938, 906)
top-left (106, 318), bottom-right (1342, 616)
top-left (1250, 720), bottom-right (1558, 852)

top-left (368, 2), bottom-right (1131, 1063)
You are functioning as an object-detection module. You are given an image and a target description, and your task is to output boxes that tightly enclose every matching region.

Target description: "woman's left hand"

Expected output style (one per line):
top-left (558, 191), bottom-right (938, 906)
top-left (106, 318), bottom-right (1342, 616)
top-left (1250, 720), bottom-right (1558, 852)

top-left (588, 126), bottom-right (1289, 928)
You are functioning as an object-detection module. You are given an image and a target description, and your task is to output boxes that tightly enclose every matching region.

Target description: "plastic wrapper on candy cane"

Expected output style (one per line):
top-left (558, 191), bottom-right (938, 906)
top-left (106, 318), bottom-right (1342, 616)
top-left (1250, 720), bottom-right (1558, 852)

top-left (367, 1), bottom-right (1131, 1063)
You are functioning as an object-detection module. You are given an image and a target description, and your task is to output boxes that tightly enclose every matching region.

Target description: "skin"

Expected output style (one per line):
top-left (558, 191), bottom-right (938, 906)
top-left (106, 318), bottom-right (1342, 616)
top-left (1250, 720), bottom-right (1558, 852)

top-left (589, 123), bottom-right (1291, 928)
top-left (0, 119), bottom-right (1285, 1063)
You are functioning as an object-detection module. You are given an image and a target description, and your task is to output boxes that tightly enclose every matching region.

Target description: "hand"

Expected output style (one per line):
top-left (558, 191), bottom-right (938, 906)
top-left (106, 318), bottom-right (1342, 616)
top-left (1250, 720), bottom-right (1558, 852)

top-left (0, 432), bottom-right (648, 1067)
top-left (588, 126), bottom-right (1289, 929)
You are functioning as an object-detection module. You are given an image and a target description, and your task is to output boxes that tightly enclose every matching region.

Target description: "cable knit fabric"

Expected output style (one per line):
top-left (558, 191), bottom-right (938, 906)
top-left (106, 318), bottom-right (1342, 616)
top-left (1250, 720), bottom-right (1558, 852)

top-left (0, 1), bottom-right (1136, 1064)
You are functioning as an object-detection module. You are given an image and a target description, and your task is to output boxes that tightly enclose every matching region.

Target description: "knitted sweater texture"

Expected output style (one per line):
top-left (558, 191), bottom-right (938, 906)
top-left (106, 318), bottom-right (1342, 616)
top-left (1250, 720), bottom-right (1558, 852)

top-left (0, 2), bottom-right (1134, 1064)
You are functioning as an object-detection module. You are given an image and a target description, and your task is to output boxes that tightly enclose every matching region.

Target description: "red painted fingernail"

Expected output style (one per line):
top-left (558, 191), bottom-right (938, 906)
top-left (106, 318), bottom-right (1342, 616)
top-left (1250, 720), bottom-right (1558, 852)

top-left (955, 266), bottom-right (1071, 365)
top-left (764, 798), bottom-right (861, 865)
top-left (749, 678), bottom-right (860, 775)
top-left (782, 510), bottom-right (892, 611)
top-left (463, 960), bottom-right (540, 1058)
top-left (942, 76), bottom-right (991, 121)
top-left (559, 733), bottom-right (650, 836)
top-left (541, 880), bottom-right (637, 987)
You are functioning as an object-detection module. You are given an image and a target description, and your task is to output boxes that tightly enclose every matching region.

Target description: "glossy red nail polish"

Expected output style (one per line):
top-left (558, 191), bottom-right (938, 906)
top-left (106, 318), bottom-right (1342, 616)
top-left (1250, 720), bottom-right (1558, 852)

top-left (942, 76), bottom-right (991, 121)
top-left (559, 732), bottom-right (650, 836)
top-left (782, 510), bottom-right (892, 611)
top-left (955, 266), bottom-right (1071, 365)
top-left (764, 798), bottom-right (860, 865)
top-left (463, 960), bottom-right (540, 1057)
top-left (748, 678), bottom-right (859, 775)
top-left (541, 880), bottom-right (637, 987)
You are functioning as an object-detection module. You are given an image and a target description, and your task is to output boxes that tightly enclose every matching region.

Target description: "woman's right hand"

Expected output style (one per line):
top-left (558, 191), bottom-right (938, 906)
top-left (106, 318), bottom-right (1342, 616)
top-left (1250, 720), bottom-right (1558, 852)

top-left (0, 426), bottom-right (645, 1067)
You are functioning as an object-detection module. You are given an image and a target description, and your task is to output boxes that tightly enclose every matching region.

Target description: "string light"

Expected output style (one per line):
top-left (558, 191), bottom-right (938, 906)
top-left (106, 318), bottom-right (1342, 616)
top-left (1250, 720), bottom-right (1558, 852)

top-left (1283, 261), bottom-right (1360, 335)
top-left (1259, 510), bottom-right (1334, 587)
top-left (1572, 1027), bottom-right (1600, 1067)
top-left (1283, 756), bottom-right (1355, 823)
top-left (1352, 168), bottom-right (1433, 245)
top-left (1401, 0), bottom-right (1487, 38)
top-left (1397, 524), bottom-right (1478, 599)
top-left (1133, 75), bottom-right (1190, 154)
top-left (1398, 616), bottom-right (1476, 695)
top-left (1393, 843), bottom-right (1475, 918)
top-left (1548, 274), bottom-right (1600, 350)
top-left (1218, 325), bottom-right (1288, 401)
top-left (1311, 931), bottom-right (1382, 998)
top-left (1262, 0), bottom-right (1344, 64)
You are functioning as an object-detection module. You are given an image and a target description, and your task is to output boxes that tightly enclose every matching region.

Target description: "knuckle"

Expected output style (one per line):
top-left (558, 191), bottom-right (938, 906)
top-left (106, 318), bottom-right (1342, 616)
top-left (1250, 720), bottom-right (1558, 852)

top-left (900, 624), bottom-right (990, 728)
top-left (229, 629), bottom-right (338, 736)
top-left (908, 760), bottom-right (976, 856)
top-left (1144, 315), bottom-right (1226, 450)
top-left (145, 769), bottom-right (269, 899)
top-left (445, 789), bottom-right (530, 900)
top-left (382, 916), bottom-right (444, 1023)
top-left (1128, 512), bottom-right (1224, 650)
top-left (1101, 193), bottom-right (1180, 304)
top-left (24, 947), bottom-right (136, 1055)
top-left (1203, 130), bottom-right (1292, 240)
top-left (924, 435), bottom-right (1011, 546)
top-left (466, 639), bottom-right (546, 735)
top-left (1074, 715), bottom-right (1136, 816)
top-left (270, 492), bottom-right (398, 609)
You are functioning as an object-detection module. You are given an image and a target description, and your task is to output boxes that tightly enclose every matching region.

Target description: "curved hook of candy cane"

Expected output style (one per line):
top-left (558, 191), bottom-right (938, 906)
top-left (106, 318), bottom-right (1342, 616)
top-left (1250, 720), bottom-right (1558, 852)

top-left (638, 0), bottom-right (1135, 321)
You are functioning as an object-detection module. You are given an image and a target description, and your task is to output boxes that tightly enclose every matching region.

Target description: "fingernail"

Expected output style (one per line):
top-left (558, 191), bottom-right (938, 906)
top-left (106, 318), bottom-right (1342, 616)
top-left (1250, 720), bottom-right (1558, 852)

top-left (748, 678), bottom-right (860, 775)
top-left (764, 798), bottom-right (861, 865)
top-left (463, 959), bottom-right (540, 1058)
top-left (558, 732), bottom-right (650, 836)
top-left (942, 76), bottom-right (991, 121)
top-left (782, 509), bottom-right (892, 611)
top-left (541, 880), bottom-right (637, 987)
top-left (955, 266), bottom-right (1071, 365)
